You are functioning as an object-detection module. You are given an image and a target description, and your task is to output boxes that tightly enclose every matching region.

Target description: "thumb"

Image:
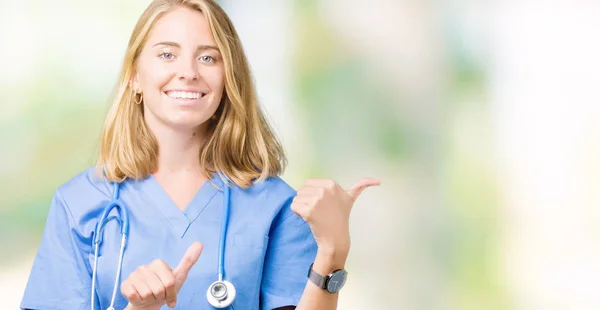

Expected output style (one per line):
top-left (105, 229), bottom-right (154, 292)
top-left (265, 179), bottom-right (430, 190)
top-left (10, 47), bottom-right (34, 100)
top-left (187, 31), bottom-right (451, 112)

top-left (346, 177), bottom-right (380, 202)
top-left (173, 242), bottom-right (203, 287)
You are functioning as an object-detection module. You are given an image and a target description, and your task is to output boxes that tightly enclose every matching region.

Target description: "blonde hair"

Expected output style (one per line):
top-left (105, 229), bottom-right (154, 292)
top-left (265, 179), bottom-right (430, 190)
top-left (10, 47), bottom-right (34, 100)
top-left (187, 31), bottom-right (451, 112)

top-left (96, 0), bottom-right (286, 188)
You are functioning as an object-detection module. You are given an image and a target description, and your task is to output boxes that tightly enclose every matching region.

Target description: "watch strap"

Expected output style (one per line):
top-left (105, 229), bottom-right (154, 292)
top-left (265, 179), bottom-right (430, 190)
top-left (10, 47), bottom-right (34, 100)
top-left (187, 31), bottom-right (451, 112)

top-left (307, 263), bottom-right (327, 289)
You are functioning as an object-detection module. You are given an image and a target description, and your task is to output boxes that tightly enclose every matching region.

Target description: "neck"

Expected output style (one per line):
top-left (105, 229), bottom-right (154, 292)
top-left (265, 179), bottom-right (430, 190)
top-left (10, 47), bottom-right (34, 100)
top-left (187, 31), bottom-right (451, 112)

top-left (151, 124), bottom-right (208, 177)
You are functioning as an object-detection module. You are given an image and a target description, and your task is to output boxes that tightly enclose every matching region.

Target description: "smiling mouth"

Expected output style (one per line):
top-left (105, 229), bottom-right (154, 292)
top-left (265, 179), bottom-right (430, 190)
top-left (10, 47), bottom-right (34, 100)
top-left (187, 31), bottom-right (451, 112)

top-left (164, 90), bottom-right (206, 100)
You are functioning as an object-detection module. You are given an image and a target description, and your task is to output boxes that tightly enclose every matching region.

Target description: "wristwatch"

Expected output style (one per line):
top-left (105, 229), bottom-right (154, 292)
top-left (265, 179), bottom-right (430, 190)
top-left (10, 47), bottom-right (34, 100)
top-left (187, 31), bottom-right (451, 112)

top-left (307, 263), bottom-right (348, 294)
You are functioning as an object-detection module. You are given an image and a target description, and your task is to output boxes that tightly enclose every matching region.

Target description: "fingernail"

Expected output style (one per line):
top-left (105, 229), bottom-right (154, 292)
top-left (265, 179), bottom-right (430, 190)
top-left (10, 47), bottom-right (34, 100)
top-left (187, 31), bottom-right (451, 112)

top-left (169, 301), bottom-right (176, 308)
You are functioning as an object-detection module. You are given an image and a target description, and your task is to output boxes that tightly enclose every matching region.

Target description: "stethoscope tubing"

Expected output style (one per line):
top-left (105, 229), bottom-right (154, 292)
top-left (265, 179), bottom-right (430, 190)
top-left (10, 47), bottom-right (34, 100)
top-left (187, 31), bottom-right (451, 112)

top-left (90, 178), bottom-right (233, 310)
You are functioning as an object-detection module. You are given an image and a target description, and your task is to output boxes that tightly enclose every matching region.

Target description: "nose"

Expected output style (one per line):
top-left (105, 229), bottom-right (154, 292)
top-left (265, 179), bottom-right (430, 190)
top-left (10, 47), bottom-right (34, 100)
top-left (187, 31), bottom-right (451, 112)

top-left (177, 58), bottom-right (199, 81)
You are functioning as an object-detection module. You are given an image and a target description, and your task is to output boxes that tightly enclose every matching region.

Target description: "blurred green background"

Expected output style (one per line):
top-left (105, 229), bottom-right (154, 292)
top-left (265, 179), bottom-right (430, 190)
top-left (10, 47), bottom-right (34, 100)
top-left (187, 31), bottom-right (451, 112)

top-left (2, 0), bottom-right (600, 309)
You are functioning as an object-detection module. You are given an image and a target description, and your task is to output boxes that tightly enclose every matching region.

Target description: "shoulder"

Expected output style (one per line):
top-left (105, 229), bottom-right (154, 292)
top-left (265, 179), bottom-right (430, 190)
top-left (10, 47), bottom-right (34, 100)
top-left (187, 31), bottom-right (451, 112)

top-left (241, 176), bottom-right (296, 210)
top-left (50, 166), bottom-right (113, 233)
top-left (230, 175), bottom-right (297, 222)
top-left (56, 166), bottom-right (112, 203)
top-left (246, 175), bottom-right (296, 199)
top-left (236, 176), bottom-right (302, 228)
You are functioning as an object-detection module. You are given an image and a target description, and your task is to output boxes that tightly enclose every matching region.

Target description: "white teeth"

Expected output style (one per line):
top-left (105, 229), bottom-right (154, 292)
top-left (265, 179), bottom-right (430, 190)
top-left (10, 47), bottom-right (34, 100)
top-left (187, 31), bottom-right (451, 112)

top-left (166, 91), bottom-right (201, 99)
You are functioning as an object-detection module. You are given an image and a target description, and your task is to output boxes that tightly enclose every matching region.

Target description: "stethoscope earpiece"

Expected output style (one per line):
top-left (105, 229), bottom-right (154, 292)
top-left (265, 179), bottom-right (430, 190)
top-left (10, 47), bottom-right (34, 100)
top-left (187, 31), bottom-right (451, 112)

top-left (207, 280), bottom-right (236, 308)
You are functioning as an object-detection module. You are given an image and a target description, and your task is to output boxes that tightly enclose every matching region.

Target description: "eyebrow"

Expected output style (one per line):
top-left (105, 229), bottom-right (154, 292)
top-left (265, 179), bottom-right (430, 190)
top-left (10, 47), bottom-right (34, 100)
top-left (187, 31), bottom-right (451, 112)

top-left (152, 41), bottom-right (219, 52)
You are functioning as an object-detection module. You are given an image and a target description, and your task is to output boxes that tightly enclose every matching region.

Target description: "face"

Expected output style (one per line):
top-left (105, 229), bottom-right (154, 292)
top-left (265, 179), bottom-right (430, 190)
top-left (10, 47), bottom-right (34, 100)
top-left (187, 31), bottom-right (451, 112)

top-left (132, 6), bottom-right (225, 131)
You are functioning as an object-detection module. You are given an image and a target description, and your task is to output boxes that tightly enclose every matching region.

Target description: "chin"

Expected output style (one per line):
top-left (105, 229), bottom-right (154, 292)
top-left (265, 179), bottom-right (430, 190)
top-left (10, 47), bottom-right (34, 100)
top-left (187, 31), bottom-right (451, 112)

top-left (164, 115), bottom-right (211, 131)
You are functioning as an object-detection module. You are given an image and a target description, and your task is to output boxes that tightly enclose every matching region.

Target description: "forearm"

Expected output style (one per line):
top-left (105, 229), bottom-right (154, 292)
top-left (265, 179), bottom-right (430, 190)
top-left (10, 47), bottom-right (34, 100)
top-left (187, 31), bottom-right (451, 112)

top-left (296, 247), bottom-right (348, 310)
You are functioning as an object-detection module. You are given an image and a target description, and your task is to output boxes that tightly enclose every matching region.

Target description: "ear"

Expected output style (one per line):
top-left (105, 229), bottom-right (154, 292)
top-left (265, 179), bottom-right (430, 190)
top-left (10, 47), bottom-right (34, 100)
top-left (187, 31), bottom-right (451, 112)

top-left (129, 72), bottom-right (141, 93)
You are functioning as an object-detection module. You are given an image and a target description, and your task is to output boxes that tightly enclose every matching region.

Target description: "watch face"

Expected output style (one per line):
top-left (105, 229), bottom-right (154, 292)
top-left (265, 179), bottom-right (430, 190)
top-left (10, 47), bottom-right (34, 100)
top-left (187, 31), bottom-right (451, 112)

top-left (326, 270), bottom-right (347, 293)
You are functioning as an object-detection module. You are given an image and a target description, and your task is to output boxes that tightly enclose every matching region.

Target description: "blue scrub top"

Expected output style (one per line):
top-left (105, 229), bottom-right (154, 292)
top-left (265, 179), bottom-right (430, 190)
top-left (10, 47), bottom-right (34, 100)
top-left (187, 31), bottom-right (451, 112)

top-left (21, 167), bottom-right (317, 310)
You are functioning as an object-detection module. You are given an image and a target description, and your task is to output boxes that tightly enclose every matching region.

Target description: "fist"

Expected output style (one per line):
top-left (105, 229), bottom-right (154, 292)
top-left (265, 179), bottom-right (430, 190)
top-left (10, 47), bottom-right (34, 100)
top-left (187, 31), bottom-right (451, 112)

top-left (121, 242), bottom-right (203, 309)
top-left (291, 178), bottom-right (380, 253)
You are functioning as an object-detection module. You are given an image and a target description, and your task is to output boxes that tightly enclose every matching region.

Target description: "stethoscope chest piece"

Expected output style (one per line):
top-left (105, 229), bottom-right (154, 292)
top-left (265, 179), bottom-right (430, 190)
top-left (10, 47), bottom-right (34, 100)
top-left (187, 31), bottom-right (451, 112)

top-left (206, 280), bottom-right (236, 308)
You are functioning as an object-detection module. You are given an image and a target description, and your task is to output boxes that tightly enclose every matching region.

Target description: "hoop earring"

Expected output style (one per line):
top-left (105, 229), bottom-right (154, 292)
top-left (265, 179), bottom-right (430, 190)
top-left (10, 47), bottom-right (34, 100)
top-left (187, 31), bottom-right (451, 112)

top-left (134, 92), bottom-right (143, 105)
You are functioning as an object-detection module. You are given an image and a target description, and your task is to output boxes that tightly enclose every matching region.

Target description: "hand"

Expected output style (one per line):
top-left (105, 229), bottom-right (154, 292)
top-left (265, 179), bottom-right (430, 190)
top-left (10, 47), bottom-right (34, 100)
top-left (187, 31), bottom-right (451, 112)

top-left (121, 242), bottom-right (203, 310)
top-left (291, 178), bottom-right (380, 255)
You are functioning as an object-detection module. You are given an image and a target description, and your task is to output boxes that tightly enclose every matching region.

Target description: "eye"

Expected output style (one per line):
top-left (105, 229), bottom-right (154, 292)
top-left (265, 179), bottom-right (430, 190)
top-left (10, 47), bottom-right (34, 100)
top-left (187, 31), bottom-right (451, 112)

top-left (158, 52), bottom-right (175, 60)
top-left (199, 55), bottom-right (215, 63)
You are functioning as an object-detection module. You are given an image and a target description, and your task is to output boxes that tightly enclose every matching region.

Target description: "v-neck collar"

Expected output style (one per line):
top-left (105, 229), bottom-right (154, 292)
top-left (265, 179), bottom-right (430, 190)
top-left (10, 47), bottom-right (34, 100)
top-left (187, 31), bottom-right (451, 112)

top-left (139, 172), bottom-right (224, 237)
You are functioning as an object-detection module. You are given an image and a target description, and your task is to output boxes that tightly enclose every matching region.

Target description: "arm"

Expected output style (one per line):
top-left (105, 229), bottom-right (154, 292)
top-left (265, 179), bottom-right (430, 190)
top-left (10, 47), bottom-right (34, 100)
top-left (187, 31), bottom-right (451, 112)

top-left (294, 247), bottom-right (348, 309)
top-left (20, 189), bottom-right (98, 310)
top-left (272, 248), bottom-right (347, 310)
top-left (263, 177), bottom-right (378, 310)
top-left (291, 178), bottom-right (379, 310)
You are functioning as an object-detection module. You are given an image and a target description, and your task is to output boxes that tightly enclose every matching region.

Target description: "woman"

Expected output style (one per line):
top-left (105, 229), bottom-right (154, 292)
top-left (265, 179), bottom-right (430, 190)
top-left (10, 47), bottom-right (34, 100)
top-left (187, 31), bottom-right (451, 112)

top-left (20, 0), bottom-right (379, 309)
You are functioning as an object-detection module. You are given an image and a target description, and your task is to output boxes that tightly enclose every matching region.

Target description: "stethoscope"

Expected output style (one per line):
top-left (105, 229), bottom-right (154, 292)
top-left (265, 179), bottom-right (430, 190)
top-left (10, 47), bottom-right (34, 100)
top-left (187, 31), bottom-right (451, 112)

top-left (90, 180), bottom-right (236, 310)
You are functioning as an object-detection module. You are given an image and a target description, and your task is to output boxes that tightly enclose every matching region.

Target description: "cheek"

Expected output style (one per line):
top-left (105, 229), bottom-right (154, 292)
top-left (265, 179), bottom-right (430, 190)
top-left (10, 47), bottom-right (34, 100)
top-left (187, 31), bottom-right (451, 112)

top-left (138, 62), bottom-right (172, 92)
top-left (207, 67), bottom-right (225, 93)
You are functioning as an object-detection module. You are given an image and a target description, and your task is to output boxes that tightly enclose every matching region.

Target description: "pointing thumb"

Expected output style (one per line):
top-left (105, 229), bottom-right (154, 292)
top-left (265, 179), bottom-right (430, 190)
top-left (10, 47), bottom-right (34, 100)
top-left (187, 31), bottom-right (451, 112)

top-left (346, 177), bottom-right (380, 202)
top-left (173, 242), bottom-right (203, 288)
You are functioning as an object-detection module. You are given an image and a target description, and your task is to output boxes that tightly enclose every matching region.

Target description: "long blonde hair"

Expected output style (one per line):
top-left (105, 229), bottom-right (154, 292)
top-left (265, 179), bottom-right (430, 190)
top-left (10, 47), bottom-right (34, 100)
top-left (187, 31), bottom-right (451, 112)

top-left (96, 0), bottom-right (286, 188)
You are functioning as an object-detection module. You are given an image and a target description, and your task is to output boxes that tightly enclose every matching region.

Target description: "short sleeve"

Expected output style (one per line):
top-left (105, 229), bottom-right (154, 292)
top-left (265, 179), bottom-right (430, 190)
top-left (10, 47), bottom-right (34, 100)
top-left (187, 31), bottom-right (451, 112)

top-left (260, 198), bottom-right (318, 310)
top-left (20, 190), bottom-right (97, 310)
